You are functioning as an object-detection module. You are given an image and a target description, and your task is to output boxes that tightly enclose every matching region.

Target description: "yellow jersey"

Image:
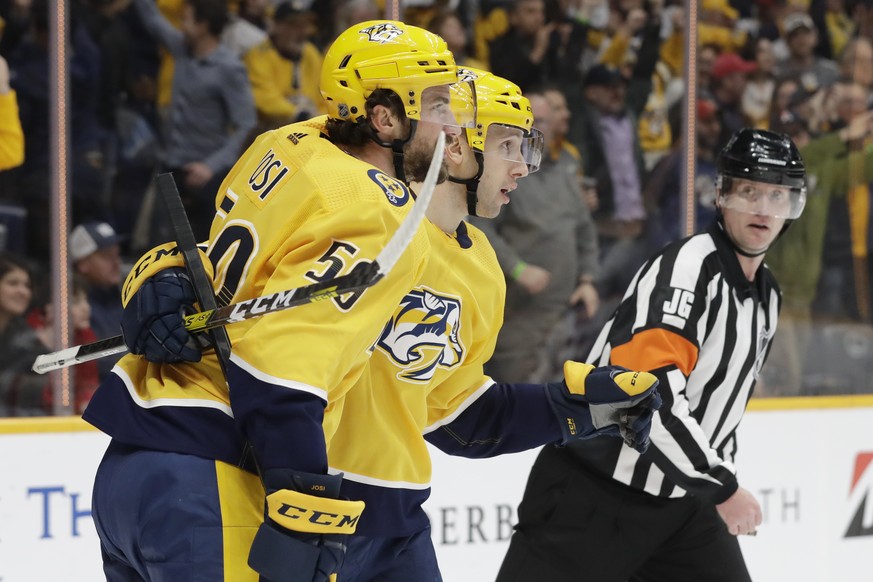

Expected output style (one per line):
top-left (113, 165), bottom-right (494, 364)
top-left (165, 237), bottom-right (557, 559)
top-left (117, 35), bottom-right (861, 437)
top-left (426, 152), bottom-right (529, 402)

top-left (243, 39), bottom-right (326, 123)
top-left (84, 116), bottom-right (430, 476)
top-left (0, 90), bottom-right (24, 171)
top-left (327, 219), bottom-right (563, 535)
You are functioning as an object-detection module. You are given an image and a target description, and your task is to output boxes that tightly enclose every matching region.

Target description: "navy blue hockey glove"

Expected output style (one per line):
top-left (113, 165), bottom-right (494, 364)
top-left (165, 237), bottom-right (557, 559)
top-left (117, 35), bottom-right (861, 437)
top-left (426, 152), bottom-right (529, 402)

top-left (120, 267), bottom-right (205, 363)
top-left (546, 361), bottom-right (662, 453)
top-left (249, 469), bottom-right (365, 582)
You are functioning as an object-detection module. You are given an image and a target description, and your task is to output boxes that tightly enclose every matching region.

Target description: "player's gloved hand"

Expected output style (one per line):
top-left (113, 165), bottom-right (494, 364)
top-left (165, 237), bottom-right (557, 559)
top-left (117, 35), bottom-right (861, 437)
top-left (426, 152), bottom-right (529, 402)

top-left (545, 361), bottom-right (662, 453)
top-left (248, 470), bottom-right (365, 582)
top-left (120, 267), bottom-right (204, 363)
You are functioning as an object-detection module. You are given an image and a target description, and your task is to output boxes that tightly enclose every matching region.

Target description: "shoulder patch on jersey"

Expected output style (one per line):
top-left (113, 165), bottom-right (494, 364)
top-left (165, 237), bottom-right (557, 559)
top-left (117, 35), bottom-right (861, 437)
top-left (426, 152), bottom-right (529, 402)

top-left (367, 169), bottom-right (410, 207)
top-left (376, 288), bottom-right (465, 383)
top-left (360, 23), bottom-right (404, 44)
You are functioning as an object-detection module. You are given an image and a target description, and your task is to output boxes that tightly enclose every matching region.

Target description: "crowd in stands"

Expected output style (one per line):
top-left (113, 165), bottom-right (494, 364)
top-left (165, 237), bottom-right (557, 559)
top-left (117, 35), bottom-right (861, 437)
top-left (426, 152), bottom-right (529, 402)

top-left (1, 0), bottom-right (872, 415)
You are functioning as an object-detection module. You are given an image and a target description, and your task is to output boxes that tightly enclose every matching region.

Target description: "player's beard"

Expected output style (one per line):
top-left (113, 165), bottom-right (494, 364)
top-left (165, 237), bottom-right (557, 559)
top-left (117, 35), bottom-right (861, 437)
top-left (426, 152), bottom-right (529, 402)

top-left (404, 138), bottom-right (449, 184)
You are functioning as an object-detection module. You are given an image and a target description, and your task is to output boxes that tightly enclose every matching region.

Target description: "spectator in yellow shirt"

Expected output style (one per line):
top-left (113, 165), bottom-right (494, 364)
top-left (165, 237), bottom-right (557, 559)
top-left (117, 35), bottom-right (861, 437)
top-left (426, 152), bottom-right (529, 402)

top-left (0, 54), bottom-right (24, 171)
top-left (699, 0), bottom-right (748, 54)
top-left (243, 2), bottom-right (324, 130)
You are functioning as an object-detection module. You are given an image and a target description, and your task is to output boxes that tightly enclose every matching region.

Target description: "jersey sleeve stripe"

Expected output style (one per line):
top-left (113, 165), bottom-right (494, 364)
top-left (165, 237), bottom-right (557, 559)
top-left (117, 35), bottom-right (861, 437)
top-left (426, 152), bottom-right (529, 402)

top-left (328, 467), bottom-right (431, 490)
top-left (114, 365), bottom-right (235, 417)
top-left (610, 327), bottom-right (699, 376)
top-left (422, 378), bottom-right (495, 434)
top-left (632, 257), bottom-right (661, 330)
top-left (647, 369), bottom-right (737, 493)
top-left (670, 234), bottom-right (716, 289)
top-left (228, 352), bottom-right (328, 401)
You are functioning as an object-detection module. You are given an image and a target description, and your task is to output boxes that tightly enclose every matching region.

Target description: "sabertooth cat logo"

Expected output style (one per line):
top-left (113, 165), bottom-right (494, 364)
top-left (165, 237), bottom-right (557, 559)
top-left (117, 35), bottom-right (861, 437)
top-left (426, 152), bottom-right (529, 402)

top-left (360, 23), bottom-right (404, 44)
top-left (845, 452), bottom-right (873, 537)
top-left (376, 288), bottom-right (464, 383)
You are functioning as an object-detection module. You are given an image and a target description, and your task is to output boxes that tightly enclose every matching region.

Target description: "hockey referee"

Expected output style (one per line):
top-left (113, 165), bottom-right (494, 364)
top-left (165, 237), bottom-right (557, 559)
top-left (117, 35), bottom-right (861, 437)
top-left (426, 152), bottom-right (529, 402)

top-left (497, 128), bottom-right (807, 581)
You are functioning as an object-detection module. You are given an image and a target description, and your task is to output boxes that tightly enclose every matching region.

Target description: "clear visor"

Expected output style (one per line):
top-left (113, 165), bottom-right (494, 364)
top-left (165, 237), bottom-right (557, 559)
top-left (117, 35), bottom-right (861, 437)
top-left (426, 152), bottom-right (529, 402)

top-left (480, 124), bottom-right (545, 174)
top-left (718, 181), bottom-right (807, 220)
top-left (418, 82), bottom-right (476, 134)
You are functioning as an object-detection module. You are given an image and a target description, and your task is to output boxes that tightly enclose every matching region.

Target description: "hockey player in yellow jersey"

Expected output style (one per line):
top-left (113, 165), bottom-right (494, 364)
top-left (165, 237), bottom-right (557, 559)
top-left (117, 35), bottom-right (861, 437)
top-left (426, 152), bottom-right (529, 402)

top-left (326, 68), bottom-right (664, 580)
top-left (84, 21), bottom-right (475, 582)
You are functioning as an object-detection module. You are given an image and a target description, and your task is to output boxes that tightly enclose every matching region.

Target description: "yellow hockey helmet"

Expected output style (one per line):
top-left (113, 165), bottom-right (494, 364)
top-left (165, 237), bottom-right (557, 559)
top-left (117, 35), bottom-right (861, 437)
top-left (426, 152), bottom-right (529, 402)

top-left (321, 21), bottom-right (460, 123)
top-left (460, 67), bottom-right (543, 173)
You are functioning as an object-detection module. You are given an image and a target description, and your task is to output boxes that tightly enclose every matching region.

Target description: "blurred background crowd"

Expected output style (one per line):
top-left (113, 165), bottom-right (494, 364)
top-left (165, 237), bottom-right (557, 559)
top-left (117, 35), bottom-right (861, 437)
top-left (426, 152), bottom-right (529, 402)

top-left (1, 0), bottom-right (873, 416)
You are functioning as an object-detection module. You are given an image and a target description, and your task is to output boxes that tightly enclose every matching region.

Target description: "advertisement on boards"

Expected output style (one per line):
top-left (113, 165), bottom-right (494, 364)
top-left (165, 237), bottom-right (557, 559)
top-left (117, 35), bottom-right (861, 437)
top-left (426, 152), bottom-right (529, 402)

top-left (0, 427), bottom-right (108, 581)
top-left (1, 408), bottom-right (872, 581)
top-left (424, 407), bottom-right (873, 581)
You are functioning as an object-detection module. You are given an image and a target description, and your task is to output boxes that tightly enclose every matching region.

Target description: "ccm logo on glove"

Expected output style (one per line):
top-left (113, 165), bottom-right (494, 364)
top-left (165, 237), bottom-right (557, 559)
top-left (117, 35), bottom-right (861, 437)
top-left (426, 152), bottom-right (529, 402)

top-left (276, 503), bottom-right (358, 528)
top-left (566, 418), bottom-right (577, 435)
top-left (267, 489), bottom-right (365, 535)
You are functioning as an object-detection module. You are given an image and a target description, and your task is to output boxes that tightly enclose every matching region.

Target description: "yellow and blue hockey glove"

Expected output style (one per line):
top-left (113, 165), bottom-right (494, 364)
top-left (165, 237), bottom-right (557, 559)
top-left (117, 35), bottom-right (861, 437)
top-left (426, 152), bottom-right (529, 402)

top-left (120, 267), bottom-right (205, 363)
top-left (545, 361), bottom-right (662, 453)
top-left (248, 469), bottom-right (365, 582)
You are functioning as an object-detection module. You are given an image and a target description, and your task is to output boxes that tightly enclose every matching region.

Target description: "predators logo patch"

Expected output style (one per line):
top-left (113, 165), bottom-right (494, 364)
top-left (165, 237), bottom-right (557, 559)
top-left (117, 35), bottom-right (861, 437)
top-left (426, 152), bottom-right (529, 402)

top-left (367, 169), bottom-right (410, 207)
top-left (376, 288), bottom-right (465, 382)
top-left (359, 23), bottom-right (404, 44)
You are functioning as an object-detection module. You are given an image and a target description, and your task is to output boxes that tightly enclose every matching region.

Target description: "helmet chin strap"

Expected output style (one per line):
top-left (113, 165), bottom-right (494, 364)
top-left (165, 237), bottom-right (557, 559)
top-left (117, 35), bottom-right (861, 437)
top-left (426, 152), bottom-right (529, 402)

top-left (447, 151), bottom-right (484, 216)
top-left (368, 119), bottom-right (418, 185)
top-left (733, 242), bottom-right (769, 258)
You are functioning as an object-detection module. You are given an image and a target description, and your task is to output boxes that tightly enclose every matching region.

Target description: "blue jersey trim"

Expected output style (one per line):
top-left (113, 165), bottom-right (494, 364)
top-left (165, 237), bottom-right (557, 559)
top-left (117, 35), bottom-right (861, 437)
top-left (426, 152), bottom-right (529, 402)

top-left (425, 383), bottom-right (562, 458)
top-left (83, 375), bottom-right (250, 468)
top-left (340, 479), bottom-right (431, 537)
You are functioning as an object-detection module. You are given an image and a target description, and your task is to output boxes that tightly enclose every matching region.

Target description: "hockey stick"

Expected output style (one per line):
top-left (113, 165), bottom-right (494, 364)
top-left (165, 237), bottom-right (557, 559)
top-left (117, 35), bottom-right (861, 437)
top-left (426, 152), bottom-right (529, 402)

top-left (32, 131), bottom-right (446, 374)
top-left (156, 172), bottom-right (233, 376)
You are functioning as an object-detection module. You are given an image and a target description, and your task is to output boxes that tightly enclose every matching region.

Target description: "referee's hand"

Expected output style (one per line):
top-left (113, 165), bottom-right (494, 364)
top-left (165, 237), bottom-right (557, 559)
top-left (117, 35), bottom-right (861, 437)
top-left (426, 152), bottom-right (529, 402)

top-left (716, 487), bottom-right (762, 536)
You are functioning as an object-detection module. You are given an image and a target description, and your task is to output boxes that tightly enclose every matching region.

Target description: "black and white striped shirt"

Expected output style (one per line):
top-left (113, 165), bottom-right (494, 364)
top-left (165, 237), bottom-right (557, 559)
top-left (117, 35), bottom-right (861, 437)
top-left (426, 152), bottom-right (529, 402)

top-left (567, 222), bottom-right (780, 503)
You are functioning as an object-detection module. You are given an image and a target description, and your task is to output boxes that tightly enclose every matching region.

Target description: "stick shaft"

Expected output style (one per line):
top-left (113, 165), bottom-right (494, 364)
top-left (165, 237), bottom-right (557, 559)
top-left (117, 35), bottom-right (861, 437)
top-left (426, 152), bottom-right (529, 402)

top-left (32, 261), bottom-right (379, 373)
top-left (32, 132), bottom-right (445, 375)
top-left (156, 174), bottom-right (233, 374)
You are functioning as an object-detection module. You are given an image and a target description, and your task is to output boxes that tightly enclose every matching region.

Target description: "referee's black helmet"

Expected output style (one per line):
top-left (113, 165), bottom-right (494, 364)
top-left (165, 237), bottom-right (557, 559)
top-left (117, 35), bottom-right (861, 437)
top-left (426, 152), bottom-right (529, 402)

top-left (719, 128), bottom-right (805, 187)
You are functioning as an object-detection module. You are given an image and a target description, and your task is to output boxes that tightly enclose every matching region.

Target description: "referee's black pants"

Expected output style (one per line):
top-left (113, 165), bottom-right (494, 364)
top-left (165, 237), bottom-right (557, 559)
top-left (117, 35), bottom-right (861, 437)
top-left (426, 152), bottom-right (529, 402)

top-left (497, 444), bottom-right (752, 582)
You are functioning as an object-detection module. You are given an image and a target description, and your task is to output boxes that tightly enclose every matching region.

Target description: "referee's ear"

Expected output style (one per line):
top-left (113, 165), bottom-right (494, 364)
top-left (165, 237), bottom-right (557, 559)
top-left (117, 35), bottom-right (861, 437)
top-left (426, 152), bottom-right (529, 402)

top-left (714, 175), bottom-right (726, 211)
top-left (714, 187), bottom-right (725, 212)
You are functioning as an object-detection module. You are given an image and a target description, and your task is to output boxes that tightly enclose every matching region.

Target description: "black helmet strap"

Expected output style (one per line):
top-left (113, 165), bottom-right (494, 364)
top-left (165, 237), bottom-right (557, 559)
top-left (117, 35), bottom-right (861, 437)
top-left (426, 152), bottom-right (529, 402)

top-left (447, 151), bottom-right (485, 217)
top-left (367, 119), bottom-right (418, 185)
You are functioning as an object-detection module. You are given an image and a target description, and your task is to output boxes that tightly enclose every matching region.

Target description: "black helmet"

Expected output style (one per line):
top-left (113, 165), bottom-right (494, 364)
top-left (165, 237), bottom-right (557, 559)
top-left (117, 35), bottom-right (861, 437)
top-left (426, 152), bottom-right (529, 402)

top-left (718, 128), bottom-right (806, 191)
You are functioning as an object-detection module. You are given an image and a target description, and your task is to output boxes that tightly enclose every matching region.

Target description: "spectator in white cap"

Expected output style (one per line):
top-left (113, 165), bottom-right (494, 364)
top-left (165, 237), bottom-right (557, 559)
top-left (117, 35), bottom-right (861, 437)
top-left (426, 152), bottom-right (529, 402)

top-left (774, 12), bottom-right (840, 89)
top-left (71, 221), bottom-right (126, 380)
